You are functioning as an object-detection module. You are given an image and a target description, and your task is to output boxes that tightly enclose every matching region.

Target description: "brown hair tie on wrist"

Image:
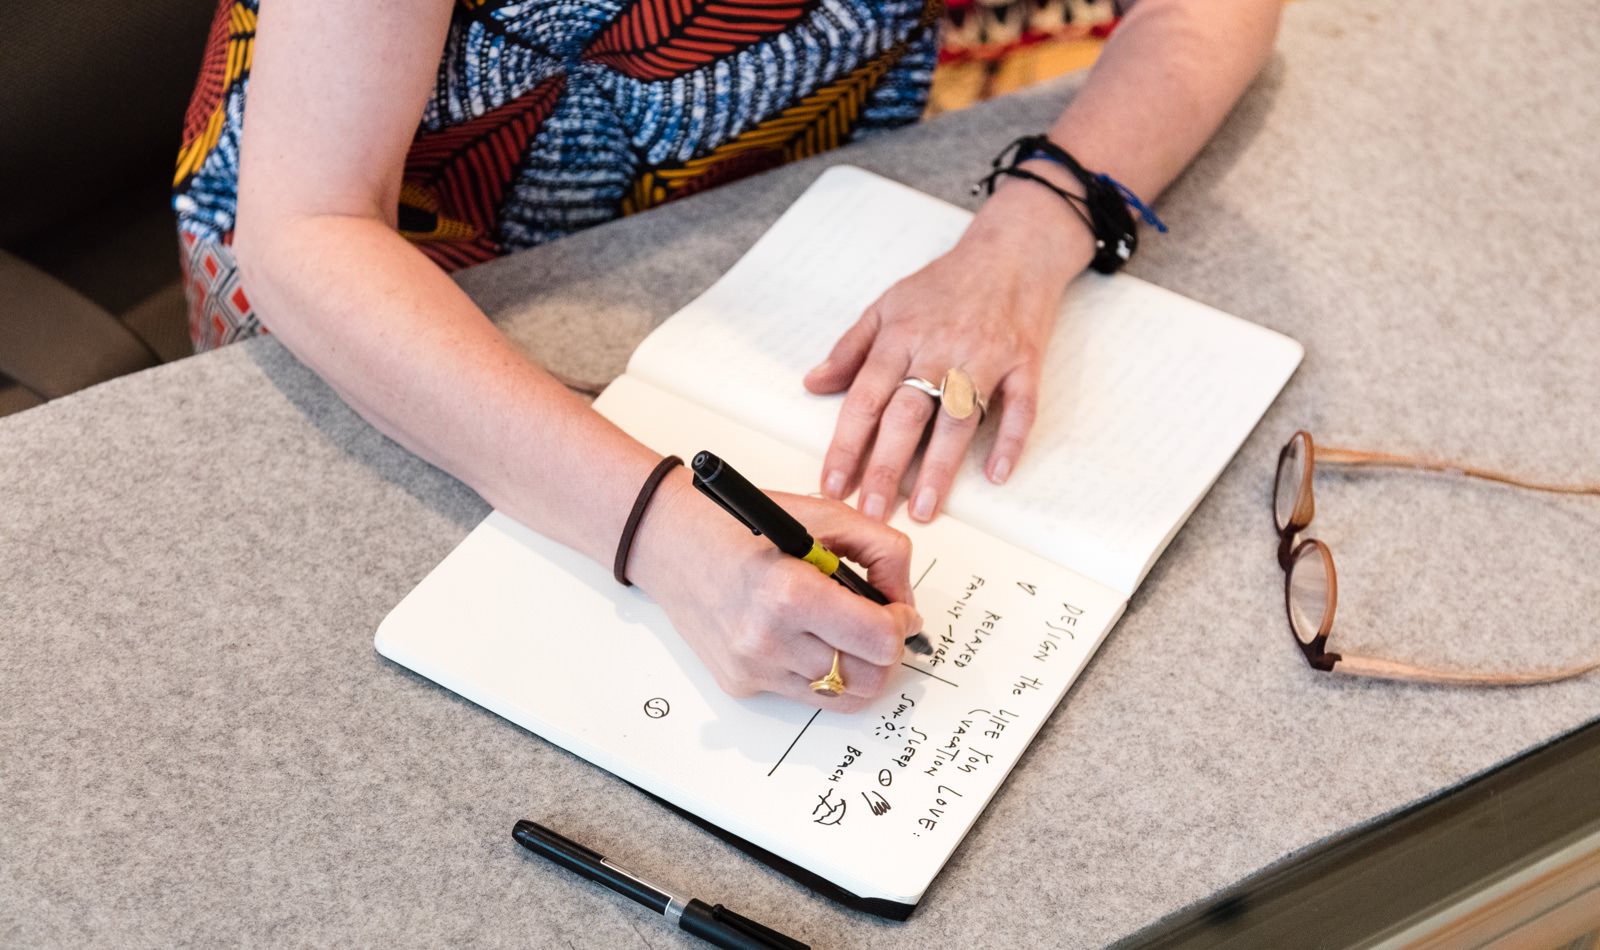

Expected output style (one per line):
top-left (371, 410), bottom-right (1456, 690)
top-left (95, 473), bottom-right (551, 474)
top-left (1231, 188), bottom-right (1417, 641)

top-left (614, 455), bottom-right (684, 586)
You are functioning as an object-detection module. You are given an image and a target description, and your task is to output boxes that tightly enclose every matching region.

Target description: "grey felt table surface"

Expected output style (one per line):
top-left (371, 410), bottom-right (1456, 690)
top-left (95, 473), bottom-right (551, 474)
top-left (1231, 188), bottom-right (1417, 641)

top-left (4, 1), bottom-right (1599, 946)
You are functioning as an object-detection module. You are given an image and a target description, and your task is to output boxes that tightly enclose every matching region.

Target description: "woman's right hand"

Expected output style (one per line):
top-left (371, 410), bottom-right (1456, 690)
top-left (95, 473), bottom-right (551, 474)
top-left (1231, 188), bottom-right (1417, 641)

top-left (627, 470), bottom-right (923, 712)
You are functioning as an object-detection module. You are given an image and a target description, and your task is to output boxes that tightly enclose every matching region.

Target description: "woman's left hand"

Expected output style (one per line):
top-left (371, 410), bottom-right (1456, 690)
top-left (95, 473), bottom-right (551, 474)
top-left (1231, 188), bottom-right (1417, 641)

top-left (804, 181), bottom-right (1094, 522)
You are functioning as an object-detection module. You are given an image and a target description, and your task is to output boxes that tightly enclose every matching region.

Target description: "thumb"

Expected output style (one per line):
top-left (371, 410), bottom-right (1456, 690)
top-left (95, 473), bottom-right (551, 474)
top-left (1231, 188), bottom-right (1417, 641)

top-left (888, 602), bottom-right (924, 641)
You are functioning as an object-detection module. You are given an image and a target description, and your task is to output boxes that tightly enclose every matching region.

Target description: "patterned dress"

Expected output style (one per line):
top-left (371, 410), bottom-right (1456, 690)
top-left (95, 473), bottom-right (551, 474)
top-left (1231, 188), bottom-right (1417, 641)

top-left (173, 0), bottom-right (942, 350)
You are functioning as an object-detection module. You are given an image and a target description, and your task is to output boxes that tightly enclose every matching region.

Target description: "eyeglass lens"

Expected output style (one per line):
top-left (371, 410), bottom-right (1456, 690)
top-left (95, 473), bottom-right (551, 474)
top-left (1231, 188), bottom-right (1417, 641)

top-left (1287, 542), bottom-right (1334, 644)
top-left (1275, 434), bottom-right (1309, 532)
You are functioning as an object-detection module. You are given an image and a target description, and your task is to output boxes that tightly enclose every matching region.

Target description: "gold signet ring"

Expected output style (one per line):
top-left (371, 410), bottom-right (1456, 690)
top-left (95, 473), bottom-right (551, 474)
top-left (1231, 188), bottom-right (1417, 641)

top-left (810, 650), bottom-right (846, 697)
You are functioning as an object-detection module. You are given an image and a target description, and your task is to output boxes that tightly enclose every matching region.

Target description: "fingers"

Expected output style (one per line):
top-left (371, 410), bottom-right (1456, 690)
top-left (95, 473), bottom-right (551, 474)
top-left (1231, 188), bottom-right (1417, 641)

top-left (716, 572), bottom-right (919, 709)
top-left (857, 366), bottom-right (994, 524)
top-left (804, 307), bottom-right (880, 395)
top-left (803, 506), bottom-right (917, 604)
top-left (904, 363), bottom-right (1028, 519)
top-left (985, 364), bottom-right (1039, 484)
top-left (794, 580), bottom-right (921, 667)
top-left (787, 636), bottom-right (895, 701)
top-left (853, 386), bottom-right (936, 521)
top-left (905, 390), bottom-right (983, 523)
top-left (773, 656), bottom-right (887, 712)
top-left (818, 345), bottom-right (906, 502)
top-left (690, 493), bottom-right (923, 707)
top-left (779, 602), bottom-right (922, 711)
top-left (820, 344), bottom-right (1005, 522)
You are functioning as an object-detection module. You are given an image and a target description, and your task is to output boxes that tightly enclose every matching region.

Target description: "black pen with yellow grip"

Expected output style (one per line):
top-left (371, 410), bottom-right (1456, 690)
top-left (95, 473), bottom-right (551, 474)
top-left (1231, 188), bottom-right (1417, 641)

top-left (689, 450), bottom-right (932, 657)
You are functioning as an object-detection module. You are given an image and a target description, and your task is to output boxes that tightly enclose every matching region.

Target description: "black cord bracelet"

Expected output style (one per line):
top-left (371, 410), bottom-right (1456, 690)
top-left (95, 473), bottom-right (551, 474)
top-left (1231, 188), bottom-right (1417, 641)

top-left (614, 455), bottom-right (683, 587)
top-left (974, 134), bottom-right (1166, 274)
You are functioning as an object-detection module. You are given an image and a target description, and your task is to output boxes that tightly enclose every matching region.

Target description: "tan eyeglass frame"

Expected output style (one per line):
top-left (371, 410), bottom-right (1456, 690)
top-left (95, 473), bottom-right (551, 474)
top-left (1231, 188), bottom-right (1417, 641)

top-left (1273, 430), bottom-right (1600, 687)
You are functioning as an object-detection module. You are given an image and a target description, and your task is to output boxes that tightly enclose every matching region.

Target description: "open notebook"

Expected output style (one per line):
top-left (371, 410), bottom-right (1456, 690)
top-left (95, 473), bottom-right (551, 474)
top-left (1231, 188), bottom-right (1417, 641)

top-left (376, 166), bottom-right (1303, 918)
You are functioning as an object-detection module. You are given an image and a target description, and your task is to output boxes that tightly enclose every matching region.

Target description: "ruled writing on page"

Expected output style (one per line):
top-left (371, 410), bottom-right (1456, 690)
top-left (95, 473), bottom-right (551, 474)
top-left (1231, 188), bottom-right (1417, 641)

top-left (627, 167), bottom-right (1302, 596)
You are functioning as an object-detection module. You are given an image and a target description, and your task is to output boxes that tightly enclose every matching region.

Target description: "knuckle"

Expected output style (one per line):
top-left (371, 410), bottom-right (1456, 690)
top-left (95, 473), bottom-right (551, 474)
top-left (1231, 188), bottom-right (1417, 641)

top-left (862, 464), bottom-right (901, 491)
top-left (761, 563), bottom-right (805, 612)
top-left (918, 458), bottom-right (958, 489)
top-left (887, 529), bottom-right (913, 563)
top-left (863, 621), bottom-right (903, 666)
top-left (728, 624), bottom-right (769, 662)
top-left (713, 666), bottom-right (759, 699)
top-left (882, 395), bottom-right (932, 429)
top-left (851, 662), bottom-right (891, 696)
top-left (825, 444), bottom-right (861, 473)
top-left (842, 395), bottom-right (887, 425)
top-left (1004, 392), bottom-right (1038, 423)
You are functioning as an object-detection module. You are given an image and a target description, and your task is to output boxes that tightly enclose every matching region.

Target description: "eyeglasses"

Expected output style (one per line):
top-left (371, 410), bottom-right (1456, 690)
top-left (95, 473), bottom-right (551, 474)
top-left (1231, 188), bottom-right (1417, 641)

top-left (1273, 430), bottom-right (1600, 686)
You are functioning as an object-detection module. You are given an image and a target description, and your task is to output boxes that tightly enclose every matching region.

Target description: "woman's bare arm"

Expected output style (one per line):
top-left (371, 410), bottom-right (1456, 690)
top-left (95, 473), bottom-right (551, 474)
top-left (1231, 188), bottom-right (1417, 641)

top-left (234, 0), bottom-right (920, 707)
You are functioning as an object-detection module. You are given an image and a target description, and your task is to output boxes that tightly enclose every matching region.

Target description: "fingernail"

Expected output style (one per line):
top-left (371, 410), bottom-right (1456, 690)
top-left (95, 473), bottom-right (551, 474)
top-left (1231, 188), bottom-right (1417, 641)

top-left (824, 470), bottom-right (846, 498)
top-left (862, 493), bottom-right (886, 520)
top-left (990, 456), bottom-right (1012, 484)
top-left (808, 359), bottom-right (832, 378)
top-left (911, 486), bottom-right (937, 521)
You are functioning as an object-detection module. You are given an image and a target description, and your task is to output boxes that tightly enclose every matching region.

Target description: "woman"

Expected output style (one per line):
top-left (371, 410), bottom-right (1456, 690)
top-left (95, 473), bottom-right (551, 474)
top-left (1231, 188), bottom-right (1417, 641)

top-left (173, 0), bottom-right (1280, 709)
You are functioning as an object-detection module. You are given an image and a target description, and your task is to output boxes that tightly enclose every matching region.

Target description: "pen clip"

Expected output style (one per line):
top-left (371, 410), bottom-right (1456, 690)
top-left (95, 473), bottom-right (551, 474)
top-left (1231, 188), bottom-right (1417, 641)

top-left (692, 474), bottom-right (763, 536)
top-left (711, 904), bottom-right (810, 950)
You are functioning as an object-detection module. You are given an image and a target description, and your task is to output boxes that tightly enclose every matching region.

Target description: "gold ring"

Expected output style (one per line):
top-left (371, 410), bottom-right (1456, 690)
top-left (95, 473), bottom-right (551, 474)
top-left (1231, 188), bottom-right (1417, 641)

top-left (810, 650), bottom-right (846, 696)
top-left (900, 369), bottom-right (988, 423)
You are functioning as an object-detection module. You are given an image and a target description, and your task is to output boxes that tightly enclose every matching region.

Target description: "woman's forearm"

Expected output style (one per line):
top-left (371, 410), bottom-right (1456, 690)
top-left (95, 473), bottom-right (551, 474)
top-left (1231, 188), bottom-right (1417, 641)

top-left (232, 214), bottom-right (661, 568)
top-left (1050, 0), bottom-right (1281, 195)
top-left (968, 0), bottom-right (1281, 263)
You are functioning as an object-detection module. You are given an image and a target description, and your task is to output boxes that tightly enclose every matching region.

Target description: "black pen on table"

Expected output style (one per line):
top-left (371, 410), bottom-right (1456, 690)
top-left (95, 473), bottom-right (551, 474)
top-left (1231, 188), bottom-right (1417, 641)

top-left (513, 820), bottom-right (808, 950)
top-left (689, 450), bottom-right (932, 657)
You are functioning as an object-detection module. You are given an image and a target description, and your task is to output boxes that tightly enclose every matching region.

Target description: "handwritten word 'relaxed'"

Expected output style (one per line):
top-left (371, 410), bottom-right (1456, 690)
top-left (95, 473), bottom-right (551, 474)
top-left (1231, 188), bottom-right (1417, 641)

top-left (953, 611), bottom-right (1002, 669)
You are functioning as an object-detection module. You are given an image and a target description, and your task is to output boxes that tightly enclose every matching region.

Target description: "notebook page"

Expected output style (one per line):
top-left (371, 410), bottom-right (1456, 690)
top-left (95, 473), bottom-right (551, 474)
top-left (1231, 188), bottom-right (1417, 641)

top-left (626, 166), bottom-right (1303, 596)
top-left (376, 374), bottom-right (1127, 908)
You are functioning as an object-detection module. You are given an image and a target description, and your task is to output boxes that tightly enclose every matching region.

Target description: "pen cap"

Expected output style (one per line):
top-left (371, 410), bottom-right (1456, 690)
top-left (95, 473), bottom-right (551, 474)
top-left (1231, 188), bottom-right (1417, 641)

top-left (690, 452), bottom-right (813, 558)
top-left (511, 821), bottom-right (670, 914)
top-left (679, 899), bottom-right (809, 950)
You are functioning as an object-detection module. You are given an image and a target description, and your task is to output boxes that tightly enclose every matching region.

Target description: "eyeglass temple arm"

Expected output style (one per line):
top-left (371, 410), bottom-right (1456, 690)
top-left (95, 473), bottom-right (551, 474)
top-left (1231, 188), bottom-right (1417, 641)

top-left (1312, 446), bottom-right (1600, 496)
top-left (1332, 652), bottom-right (1600, 687)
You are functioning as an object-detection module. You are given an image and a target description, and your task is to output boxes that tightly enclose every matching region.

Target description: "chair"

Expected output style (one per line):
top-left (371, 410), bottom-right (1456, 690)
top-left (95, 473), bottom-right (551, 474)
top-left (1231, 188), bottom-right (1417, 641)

top-left (0, 0), bottom-right (215, 415)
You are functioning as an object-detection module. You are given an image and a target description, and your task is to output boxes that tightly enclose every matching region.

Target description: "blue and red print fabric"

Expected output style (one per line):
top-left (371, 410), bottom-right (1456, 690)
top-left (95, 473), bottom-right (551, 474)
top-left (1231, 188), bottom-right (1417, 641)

top-left (173, 0), bottom-right (940, 348)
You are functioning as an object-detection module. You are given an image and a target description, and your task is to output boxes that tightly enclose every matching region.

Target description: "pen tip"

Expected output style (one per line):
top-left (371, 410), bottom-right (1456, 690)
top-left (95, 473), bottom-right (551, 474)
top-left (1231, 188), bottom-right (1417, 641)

top-left (904, 632), bottom-right (933, 656)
